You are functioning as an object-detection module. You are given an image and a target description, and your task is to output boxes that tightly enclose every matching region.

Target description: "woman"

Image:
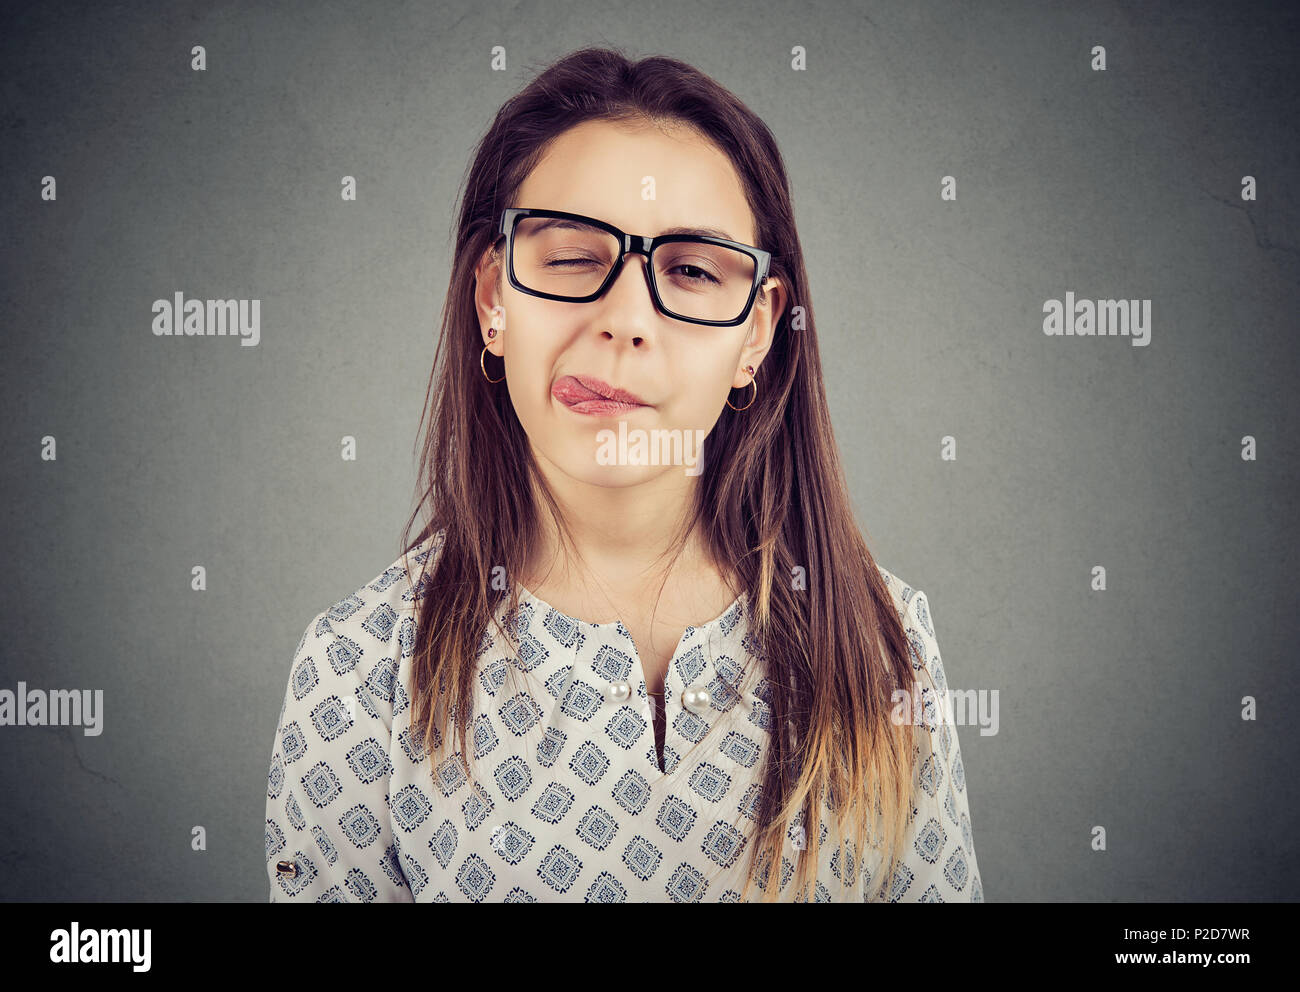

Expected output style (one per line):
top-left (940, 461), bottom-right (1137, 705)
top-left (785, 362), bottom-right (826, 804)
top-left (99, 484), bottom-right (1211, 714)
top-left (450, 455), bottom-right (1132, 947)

top-left (265, 47), bottom-right (983, 903)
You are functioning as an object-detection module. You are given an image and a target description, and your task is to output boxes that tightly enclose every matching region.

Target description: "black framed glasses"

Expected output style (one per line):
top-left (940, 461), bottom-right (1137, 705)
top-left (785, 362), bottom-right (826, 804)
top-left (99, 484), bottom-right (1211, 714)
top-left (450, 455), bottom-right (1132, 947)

top-left (497, 207), bottom-right (772, 327)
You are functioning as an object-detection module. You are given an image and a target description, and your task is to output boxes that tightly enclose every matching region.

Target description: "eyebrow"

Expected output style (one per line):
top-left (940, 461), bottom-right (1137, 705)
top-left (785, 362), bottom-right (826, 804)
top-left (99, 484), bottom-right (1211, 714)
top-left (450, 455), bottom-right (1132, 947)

top-left (658, 224), bottom-right (737, 241)
top-left (531, 216), bottom-right (739, 242)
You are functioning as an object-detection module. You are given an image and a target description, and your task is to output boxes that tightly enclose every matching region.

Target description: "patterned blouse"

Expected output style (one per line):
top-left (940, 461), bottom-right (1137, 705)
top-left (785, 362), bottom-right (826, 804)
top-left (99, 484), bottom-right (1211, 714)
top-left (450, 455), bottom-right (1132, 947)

top-left (265, 530), bottom-right (984, 902)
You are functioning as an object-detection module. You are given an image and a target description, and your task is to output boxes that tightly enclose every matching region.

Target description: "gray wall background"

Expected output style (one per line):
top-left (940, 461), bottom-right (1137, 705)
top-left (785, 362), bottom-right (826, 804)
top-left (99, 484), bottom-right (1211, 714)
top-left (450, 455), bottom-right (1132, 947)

top-left (1, 0), bottom-right (1297, 901)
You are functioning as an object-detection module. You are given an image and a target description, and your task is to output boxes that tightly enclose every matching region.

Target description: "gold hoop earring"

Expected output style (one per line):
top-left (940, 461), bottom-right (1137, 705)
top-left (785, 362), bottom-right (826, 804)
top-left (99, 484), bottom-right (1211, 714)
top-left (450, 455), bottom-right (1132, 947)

top-left (480, 344), bottom-right (505, 383)
top-left (726, 365), bottom-right (757, 411)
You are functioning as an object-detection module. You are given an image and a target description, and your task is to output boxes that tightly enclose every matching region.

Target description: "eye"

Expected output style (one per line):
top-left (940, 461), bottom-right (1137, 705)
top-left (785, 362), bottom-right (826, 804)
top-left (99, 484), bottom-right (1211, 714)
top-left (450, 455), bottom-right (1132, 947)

top-left (542, 254), bottom-right (607, 269)
top-left (668, 263), bottom-right (721, 286)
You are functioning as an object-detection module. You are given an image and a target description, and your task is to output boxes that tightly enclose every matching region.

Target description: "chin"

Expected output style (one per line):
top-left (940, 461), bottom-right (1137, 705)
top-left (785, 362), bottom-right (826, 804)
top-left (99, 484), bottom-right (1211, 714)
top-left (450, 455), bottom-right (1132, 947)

top-left (563, 459), bottom-right (657, 489)
top-left (530, 424), bottom-right (698, 487)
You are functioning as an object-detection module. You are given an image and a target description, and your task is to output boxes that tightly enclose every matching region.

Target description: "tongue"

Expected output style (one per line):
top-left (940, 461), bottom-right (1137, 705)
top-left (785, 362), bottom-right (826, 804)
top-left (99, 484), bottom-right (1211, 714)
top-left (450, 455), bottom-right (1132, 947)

top-left (554, 376), bottom-right (607, 404)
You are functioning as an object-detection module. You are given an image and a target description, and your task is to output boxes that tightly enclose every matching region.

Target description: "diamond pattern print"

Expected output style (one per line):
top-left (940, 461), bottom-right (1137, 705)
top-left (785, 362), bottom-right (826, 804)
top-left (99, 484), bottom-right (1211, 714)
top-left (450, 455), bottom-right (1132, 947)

top-left (265, 529), bottom-right (983, 902)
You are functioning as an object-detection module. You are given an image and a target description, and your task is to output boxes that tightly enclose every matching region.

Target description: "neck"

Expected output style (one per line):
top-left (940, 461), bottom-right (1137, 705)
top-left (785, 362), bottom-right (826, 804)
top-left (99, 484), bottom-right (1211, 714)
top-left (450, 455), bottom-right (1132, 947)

top-left (522, 445), bottom-right (711, 598)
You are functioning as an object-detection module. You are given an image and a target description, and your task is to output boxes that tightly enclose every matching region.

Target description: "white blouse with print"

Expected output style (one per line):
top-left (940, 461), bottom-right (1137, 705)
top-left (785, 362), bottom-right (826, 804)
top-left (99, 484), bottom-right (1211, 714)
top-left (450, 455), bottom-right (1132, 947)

top-left (265, 530), bottom-right (984, 902)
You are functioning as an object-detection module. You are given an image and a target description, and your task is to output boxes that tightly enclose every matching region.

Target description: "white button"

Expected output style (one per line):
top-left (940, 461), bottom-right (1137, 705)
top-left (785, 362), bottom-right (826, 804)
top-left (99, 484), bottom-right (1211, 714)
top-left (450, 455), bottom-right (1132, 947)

top-left (607, 680), bottom-right (631, 703)
top-left (681, 686), bottom-right (711, 715)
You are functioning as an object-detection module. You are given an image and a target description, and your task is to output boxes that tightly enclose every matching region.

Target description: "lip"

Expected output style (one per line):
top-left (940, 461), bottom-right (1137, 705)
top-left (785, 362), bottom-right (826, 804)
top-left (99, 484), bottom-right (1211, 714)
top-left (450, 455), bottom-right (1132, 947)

top-left (552, 374), bottom-right (651, 416)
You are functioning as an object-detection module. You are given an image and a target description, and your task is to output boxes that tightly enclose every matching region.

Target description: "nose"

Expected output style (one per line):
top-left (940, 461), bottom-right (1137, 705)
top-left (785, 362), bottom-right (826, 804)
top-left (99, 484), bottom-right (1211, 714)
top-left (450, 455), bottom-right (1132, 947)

top-left (598, 249), bottom-right (660, 348)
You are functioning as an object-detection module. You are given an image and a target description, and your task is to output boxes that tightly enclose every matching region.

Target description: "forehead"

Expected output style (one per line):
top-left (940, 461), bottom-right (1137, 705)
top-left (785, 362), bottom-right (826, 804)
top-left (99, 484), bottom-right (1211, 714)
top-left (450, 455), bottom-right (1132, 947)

top-left (513, 119), bottom-right (756, 245)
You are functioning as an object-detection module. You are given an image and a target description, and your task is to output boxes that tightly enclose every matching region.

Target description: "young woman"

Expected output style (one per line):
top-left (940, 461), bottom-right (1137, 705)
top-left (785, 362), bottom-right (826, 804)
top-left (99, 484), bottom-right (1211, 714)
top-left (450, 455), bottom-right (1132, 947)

top-left (265, 47), bottom-right (983, 903)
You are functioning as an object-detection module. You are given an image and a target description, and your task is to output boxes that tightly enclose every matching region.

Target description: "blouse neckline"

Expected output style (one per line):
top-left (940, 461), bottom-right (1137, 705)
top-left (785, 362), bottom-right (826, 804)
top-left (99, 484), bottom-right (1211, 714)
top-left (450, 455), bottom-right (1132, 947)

top-left (513, 582), bottom-right (748, 636)
top-left (492, 580), bottom-right (758, 781)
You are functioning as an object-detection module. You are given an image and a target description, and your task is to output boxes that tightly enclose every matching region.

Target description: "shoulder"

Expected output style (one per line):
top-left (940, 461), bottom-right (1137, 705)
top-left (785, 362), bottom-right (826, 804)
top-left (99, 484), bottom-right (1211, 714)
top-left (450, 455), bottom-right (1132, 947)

top-left (873, 562), bottom-right (930, 633)
top-left (285, 530), bottom-right (449, 699)
top-left (313, 529), bottom-right (446, 627)
top-left (314, 530), bottom-right (444, 632)
top-left (873, 562), bottom-right (943, 682)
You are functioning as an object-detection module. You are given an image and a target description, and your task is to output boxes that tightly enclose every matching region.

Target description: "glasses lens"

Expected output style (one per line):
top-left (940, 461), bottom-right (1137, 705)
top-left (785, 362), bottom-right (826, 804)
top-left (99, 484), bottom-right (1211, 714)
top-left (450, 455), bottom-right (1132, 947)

top-left (511, 216), bottom-right (757, 323)
top-left (511, 215), bottom-right (621, 298)
top-left (651, 239), bottom-right (756, 323)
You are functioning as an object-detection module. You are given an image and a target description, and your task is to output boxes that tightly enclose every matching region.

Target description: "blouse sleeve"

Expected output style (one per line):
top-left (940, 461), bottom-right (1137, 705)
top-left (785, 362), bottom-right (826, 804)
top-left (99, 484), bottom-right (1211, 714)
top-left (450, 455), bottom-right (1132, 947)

top-left (877, 587), bottom-right (985, 902)
top-left (264, 610), bottom-right (413, 902)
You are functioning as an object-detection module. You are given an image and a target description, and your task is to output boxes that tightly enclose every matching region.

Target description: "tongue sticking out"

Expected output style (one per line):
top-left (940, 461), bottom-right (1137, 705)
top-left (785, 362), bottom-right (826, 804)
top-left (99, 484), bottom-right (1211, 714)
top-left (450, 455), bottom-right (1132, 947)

top-left (551, 375), bottom-right (652, 414)
top-left (552, 376), bottom-right (605, 404)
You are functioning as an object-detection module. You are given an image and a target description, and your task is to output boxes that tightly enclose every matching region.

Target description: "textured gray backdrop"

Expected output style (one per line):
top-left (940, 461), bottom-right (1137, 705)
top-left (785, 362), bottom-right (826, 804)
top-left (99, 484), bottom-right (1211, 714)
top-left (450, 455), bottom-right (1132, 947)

top-left (1, 0), bottom-right (1297, 901)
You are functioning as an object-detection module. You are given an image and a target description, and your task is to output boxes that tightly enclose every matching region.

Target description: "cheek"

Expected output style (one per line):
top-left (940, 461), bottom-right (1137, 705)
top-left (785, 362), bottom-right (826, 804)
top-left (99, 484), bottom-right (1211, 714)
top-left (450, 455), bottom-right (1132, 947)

top-left (499, 308), bottom-right (578, 441)
top-left (664, 352), bottom-right (738, 431)
top-left (503, 340), bottom-right (556, 426)
top-left (503, 305), bottom-right (562, 386)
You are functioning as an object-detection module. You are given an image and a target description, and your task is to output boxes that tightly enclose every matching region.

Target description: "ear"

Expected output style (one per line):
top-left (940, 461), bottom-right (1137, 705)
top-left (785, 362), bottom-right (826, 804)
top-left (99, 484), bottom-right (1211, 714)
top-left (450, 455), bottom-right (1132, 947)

top-left (733, 275), bottom-right (785, 388)
top-left (474, 241), bottom-right (507, 354)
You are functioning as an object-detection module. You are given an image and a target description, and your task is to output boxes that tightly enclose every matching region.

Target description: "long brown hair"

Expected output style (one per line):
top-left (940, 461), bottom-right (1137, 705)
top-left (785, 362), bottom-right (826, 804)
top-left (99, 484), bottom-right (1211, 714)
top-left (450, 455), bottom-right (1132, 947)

top-left (398, 46), bottom-right (933, 902)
